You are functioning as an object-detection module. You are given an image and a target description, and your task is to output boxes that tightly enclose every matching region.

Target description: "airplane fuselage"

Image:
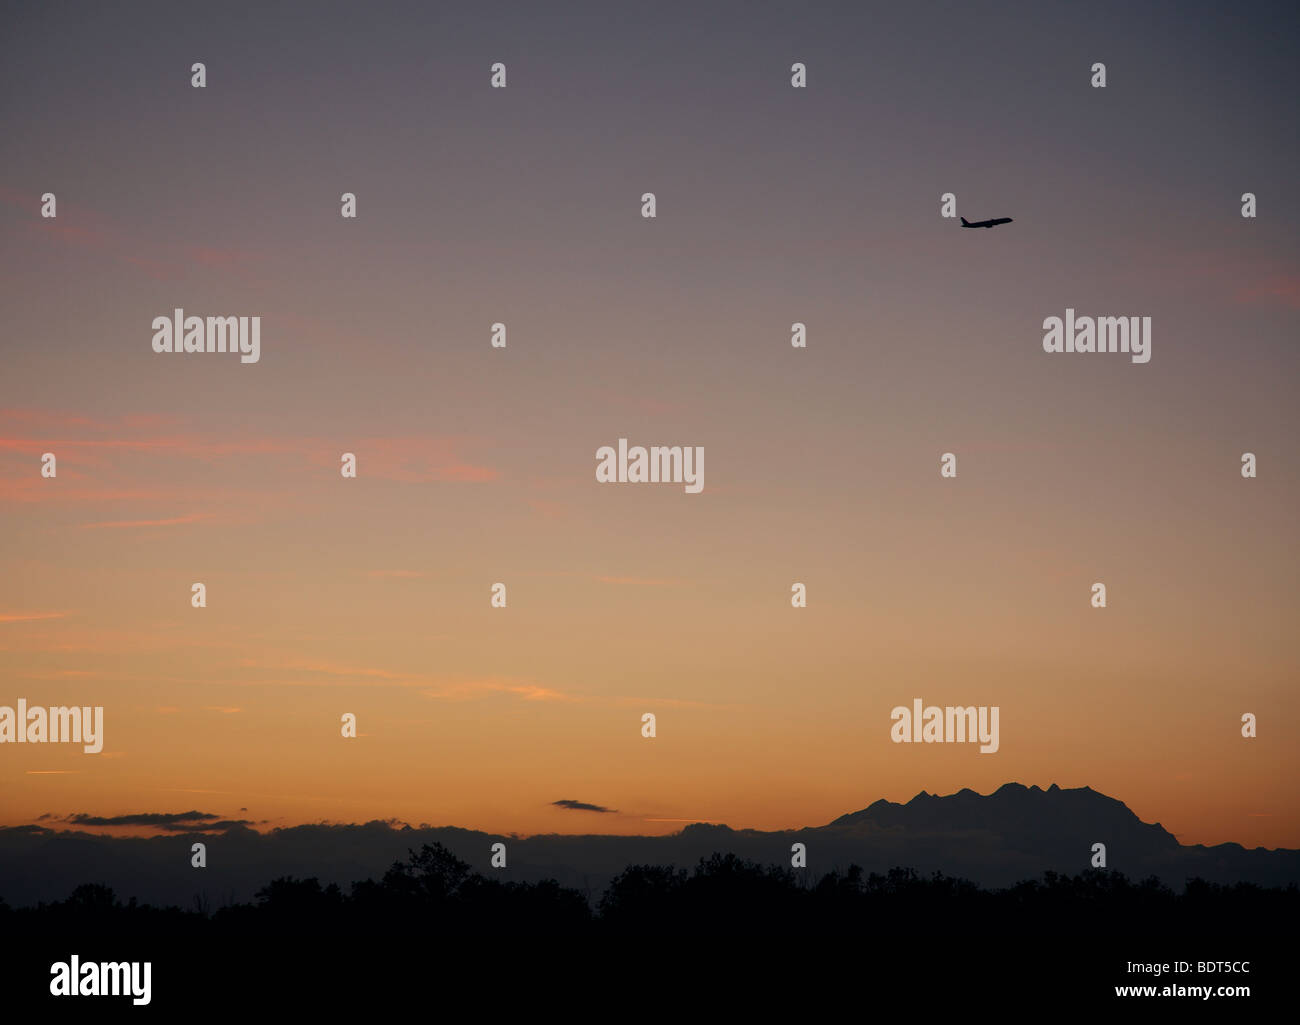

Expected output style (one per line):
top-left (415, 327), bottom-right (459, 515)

top-left (961, 216), bottom-right (1013, 229)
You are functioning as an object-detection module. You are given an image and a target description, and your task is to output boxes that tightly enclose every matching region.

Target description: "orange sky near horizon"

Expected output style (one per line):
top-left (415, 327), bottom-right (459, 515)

top-left (2, 1), bottom-right (1297, 853)
top-left (1, 392), bottom-right (1296, 849)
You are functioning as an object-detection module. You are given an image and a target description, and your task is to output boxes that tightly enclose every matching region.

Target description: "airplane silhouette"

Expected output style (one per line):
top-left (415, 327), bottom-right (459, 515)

top-left (960, 216), bottom-right (1013, 229)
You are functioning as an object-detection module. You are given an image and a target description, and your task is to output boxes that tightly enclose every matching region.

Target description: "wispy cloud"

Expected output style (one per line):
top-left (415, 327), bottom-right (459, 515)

top-left (306, 437), bottom-right (499, 483)
top-left (423, 680), bottom-right (577, 703)
top-left (596, 575), bottom-right (686, 587)
top-left (0, 184), bottom-right (264, 282)
top-left (237, 658), bottom-right (415, 682)
top-left (13, 669), bottom-right (97, 679)
top-left (232, 659), bottom-right (565, 701)
top-left (1236, 274), bottom-right (1300, 309)
top-left (0, 409), bottom-right (500, 511)
top-left (1123, 241), bottom-right (1300, 311)
top-left (232, 658), bottom-right (733, 710)
top-left (0, 611), bottom-right (67, 623)
top-left (80, 512), bottom-right (213, 529)
top-left (642, 817), bottom-right (706, 823)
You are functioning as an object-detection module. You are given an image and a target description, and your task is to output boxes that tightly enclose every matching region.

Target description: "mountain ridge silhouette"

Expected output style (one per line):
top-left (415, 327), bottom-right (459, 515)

top-left (3, 782), bottom-right (1295, 908)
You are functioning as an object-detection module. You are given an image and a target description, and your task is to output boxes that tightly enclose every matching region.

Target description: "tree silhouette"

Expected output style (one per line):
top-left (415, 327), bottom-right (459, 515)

top-left (5, 856), bottom-right (1298, 939)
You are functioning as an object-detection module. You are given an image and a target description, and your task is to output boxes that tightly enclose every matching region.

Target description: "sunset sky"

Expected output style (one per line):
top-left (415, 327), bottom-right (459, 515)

top-left (2, 1), bottom-right (1297, 849)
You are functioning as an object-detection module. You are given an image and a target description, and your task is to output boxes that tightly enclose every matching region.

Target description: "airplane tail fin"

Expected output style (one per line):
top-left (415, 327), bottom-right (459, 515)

top-left (960, 216), bottom-right (970, 226)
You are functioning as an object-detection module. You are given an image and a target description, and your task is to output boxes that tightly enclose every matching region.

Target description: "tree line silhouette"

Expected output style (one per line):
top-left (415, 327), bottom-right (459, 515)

top-left (3, 842), bottom-right (1294, 938)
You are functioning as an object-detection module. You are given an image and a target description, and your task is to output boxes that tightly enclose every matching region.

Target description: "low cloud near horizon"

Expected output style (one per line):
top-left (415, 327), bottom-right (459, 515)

top-left (552, 799), bottom-right (617, 814)
top-left (59, 810), bottom-right (257, 832)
